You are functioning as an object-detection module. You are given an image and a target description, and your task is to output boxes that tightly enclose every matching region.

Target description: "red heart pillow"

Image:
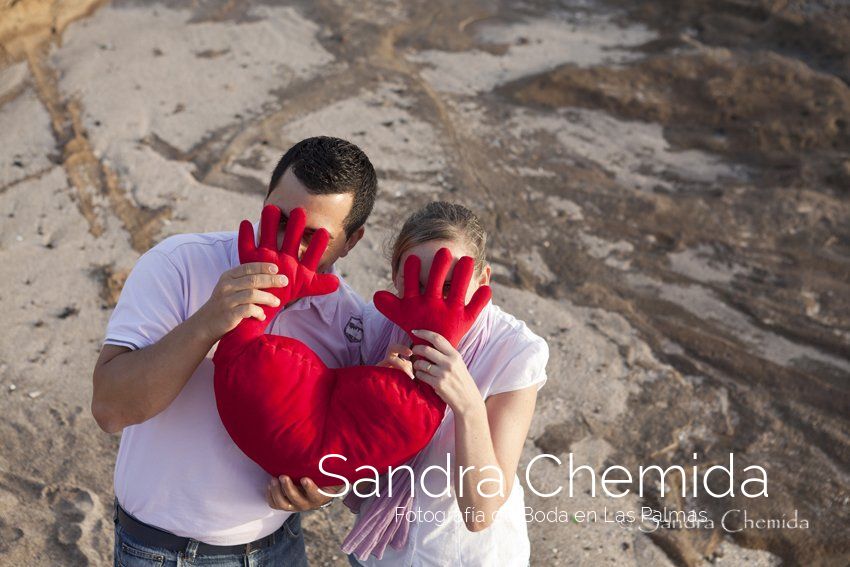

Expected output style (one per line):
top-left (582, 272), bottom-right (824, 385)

top-left (213, 205), bottom-right (490, 486)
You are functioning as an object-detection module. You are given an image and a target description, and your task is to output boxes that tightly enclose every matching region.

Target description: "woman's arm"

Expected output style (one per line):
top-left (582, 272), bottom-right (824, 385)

top-left (454, 386), bottom-right (537, 531)
top-left (410, 329), bottom-right (538, 531)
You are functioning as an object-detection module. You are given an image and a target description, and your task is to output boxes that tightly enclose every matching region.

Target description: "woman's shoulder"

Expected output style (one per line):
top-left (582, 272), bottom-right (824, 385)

top-left (486, 304), bottom-right (549, 356)
top-left (476, 304), bottom-right (549, 395)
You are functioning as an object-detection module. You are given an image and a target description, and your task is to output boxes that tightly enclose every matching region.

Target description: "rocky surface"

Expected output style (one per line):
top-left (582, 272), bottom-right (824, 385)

top-left (0, 0), bottom-right (847, 565)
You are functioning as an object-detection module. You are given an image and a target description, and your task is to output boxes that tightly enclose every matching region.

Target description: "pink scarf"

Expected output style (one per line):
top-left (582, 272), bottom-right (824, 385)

top-left (341, 303), bottom-right (494, 561)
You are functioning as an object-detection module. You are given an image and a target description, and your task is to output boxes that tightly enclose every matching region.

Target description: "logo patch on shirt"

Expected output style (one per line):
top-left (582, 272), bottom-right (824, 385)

top-left (344, 316), bottom-right (363, 343)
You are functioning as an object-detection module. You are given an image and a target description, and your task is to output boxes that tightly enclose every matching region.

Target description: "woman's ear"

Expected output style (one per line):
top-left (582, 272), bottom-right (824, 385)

top-left (339, 226), bottom-right (365, 258)
top-left (478, 264), bottom-right (491, 286)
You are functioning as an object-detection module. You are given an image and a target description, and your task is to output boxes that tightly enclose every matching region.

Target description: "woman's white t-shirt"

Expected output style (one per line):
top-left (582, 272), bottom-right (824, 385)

top-left (355, 302), bottom-right (549, 566)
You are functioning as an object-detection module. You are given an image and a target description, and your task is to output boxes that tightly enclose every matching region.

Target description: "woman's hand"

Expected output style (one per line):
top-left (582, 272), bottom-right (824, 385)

top-left (410, 329), bottom-right (484, 415)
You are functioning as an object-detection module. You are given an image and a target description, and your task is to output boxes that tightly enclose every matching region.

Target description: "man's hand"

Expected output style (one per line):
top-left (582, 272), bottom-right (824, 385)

top-left (266, 475), bottom-right (343, 512)
top-left (194, 262), bottom-right (289, 343)
top-left (213, 206), bottom-right (340, 361)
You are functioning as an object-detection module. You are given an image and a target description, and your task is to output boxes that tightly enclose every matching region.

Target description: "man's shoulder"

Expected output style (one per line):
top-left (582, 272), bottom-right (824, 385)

top-left (151, 230), bottom-right (237, 257)
top-left (333, 275), bottom-right (366, 311)
top-left (146, 230), bottom-right (238, 271)
top-left (334, 276), bottom-right (367, 343)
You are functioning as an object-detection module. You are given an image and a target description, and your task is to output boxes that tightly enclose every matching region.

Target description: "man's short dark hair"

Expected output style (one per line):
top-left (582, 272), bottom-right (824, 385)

top-left (267, 136), bottom-right (377, 237)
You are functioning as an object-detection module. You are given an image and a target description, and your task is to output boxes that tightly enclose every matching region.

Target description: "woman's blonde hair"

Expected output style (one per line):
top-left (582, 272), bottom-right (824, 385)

top-left (390, 201), bottom-right (488, 279)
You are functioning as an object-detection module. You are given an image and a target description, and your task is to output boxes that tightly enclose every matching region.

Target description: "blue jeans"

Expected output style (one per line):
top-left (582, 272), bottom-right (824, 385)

top-left (113, 513), bottom-right (308, 566)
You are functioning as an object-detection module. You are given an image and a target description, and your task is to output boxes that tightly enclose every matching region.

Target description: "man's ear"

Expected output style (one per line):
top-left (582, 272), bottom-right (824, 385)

top-left (339, 226), bottom-right (365, 258)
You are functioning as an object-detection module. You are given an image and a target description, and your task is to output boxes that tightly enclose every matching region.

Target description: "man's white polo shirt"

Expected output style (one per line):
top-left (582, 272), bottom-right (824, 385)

top-left (103, 229), bottom-right (364, 545)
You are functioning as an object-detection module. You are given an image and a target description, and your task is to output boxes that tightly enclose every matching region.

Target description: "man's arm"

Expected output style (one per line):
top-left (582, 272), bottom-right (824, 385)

top-left (92, 317), bottom-right (214, 433)
top-left (91, 261), bottom-right (287, 434)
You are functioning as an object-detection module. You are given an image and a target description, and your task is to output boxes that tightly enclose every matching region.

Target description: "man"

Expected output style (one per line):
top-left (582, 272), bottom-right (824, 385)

top-left (91, 136), bottom-right (377, 565)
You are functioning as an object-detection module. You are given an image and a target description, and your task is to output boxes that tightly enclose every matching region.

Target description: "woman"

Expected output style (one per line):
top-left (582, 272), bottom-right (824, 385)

top-left (344, 202), bottom-right (549, 566)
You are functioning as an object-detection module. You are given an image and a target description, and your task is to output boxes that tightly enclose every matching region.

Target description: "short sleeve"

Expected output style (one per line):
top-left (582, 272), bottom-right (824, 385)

top-left (486, 337), bottom-right (549, 397)
top-left (103, 249), bottom-right (186, 350)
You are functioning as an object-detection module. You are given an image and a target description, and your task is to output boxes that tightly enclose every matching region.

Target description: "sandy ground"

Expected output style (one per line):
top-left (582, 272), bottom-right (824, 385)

top-left (1, 0), bottom-right (848, 565)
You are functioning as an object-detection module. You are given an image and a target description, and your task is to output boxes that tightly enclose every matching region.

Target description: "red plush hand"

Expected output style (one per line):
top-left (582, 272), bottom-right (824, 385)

top-left (373, 248), bottom-right (491, 348)
top-left (216, 205), bottom-right (338, 360)
top-left (240, 204), bottom-right (339, 307)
